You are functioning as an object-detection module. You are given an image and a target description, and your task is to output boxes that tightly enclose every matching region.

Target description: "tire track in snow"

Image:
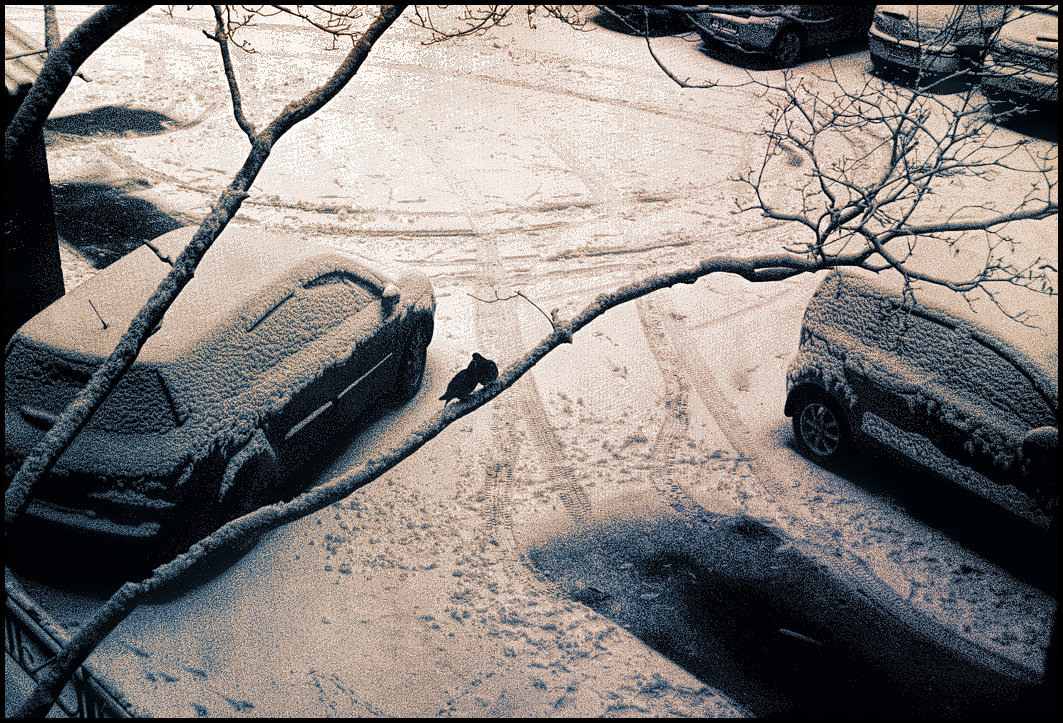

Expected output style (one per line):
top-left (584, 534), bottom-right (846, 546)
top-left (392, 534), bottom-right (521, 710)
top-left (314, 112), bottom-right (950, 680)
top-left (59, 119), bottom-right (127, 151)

top-left (636, 292), bottom-right (729, 529)
top-left (390, 102), bottom-right (591, 550)
top-left (546, 131), bottom-right (741, 531)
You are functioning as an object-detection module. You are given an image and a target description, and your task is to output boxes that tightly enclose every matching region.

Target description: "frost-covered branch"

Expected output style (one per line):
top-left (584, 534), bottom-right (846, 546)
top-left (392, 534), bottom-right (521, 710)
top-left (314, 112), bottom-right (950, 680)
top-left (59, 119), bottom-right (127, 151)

top-left (205, 4), bottom-right (256, 139)
top-left (732, 66), bottom-right (1057, 317)
top-left (632, 8), bottom-right (1057, 317)
top-left (10, 246), bottom-right (858, 718)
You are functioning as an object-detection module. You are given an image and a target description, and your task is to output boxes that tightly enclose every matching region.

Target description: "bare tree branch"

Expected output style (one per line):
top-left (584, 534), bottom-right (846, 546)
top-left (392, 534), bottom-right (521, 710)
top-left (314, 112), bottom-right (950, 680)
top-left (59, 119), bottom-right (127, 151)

top-left (410, 5), bottom-right (589, 44)
top-left (6, 4), bottom-right (408, 536)
top-left (205, 4), bottom-right (256, 138)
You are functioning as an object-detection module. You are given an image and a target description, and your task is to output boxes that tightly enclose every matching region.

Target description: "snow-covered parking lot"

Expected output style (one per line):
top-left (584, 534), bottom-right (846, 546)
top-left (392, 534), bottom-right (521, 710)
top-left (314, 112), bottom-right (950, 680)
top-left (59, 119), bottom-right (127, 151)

top-left (5, 5), bottom-right (1057, 717)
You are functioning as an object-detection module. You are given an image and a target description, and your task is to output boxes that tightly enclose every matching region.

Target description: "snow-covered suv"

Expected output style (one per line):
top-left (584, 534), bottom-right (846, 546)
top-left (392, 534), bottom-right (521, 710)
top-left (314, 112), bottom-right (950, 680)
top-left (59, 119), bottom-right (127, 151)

top-left (5, 226), bottom-right (435, 553)
top-left (785, 270), bottom-right (1057, 527)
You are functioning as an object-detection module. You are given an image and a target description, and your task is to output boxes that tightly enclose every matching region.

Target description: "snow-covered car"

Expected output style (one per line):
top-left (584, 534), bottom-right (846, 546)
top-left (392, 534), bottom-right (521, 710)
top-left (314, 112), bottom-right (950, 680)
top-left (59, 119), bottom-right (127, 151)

top-left (981, 5), bottom-right (1059, 110)
top-left (5, 226), bottom-right (435, 551)
top-left (869, 5), bottom-right (1007, 79)
top-left (785, 270), bottom-right (1058, 527)
top-left (689, 5), bottom-right (874, 67)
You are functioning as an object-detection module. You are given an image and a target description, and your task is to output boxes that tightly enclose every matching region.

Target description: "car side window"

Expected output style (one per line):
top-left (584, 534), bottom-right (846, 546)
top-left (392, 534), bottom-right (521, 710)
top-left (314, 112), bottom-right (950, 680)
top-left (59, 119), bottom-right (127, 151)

top-left (890, 313), bottom-right (1054, 430)
top-left (949, 336), bottom-right (1055, 430)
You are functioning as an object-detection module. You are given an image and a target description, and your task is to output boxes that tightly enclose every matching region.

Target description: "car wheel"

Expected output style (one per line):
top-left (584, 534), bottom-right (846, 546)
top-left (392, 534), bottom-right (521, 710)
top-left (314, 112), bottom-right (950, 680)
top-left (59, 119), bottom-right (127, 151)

top-left (792, 390), bottom-right (851, 465)
top-left (869, 52), bottom-right (891, 79)
top-left (390, 319), bottom-right (431, 406)
top-left (770, 28), bottom-right (803, 67)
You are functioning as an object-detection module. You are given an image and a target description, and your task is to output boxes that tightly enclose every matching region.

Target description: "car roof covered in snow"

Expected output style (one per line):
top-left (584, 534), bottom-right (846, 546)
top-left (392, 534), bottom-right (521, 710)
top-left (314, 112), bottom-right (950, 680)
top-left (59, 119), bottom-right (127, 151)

top-left (14, 226), bottom-right (407, 366)
top-left (825, 269), bottom-right (1058, 403)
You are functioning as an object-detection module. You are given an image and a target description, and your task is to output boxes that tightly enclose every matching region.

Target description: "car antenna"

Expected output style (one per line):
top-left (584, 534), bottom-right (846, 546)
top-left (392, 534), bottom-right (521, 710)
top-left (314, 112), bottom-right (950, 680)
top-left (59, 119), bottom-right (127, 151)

top-left (88, 299), bottom-right (108, 329)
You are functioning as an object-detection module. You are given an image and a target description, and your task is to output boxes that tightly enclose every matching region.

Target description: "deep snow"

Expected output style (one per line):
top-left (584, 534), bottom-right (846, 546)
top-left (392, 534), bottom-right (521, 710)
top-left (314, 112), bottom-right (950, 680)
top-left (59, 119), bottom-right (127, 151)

top-left (5, 4), bottom-right (1058, 718)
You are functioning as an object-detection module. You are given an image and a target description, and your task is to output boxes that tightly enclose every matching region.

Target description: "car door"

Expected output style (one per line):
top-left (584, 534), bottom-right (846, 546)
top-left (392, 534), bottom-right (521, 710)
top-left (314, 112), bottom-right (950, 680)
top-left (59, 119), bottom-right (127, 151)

top-left (245, 274), bottom-right (369, 454)
top-left (829, 288), bottom-right (928, 429)
top-left (327, 272), bottom-right (400, 424)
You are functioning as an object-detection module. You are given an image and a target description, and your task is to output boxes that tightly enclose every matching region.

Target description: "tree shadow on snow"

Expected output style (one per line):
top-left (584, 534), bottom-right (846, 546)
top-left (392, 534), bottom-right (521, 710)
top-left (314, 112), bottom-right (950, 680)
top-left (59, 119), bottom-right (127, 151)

top-left (44, 105), bottom-right (182, 146)
top-left (51, 180), bottom-right (187, 268)
top-left (526, 492), bottom-right (1051, 717)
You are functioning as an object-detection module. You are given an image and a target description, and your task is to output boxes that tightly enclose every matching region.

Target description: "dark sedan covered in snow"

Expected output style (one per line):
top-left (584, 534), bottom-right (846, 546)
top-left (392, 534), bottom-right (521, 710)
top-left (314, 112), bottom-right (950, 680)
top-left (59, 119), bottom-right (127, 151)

top-left (5, 226), bottom-right (435, 551)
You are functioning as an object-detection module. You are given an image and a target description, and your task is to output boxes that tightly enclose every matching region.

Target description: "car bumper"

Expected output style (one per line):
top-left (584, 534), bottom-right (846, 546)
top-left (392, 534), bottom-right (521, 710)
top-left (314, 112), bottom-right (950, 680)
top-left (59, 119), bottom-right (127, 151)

top-left (691, 13), bottom-right (779, 53)
top-left (981, 59), bottom-right (1058, 103)
top-left (6, 448), bottom-right (186, 543)
top-left (21, 497), bottom-right (164, 541)
top-left (869, 28), bottom-right (961, 74)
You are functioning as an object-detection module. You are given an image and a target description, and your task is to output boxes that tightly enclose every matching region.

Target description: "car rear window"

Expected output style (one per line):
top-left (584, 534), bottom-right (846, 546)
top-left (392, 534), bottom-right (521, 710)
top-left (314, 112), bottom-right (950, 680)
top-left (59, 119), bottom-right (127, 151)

top-left (5, 339), bottom-right (180, 434)
top-left (895, 312), bottom-right (1055, 429)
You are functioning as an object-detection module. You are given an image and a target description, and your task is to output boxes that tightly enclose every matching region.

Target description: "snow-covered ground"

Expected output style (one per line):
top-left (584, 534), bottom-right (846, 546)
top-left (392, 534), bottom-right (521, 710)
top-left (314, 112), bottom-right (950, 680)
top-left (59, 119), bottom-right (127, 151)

top-left (6, 5), bottom-right (1057, 717)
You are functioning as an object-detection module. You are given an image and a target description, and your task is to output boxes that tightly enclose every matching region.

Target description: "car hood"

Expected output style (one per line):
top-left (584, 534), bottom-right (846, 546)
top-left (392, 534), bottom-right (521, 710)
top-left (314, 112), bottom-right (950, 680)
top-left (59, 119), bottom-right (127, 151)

top-left (875, 5), bottom-right (1006, 40)
top-left (994, 6), bottom-right (1059, 55)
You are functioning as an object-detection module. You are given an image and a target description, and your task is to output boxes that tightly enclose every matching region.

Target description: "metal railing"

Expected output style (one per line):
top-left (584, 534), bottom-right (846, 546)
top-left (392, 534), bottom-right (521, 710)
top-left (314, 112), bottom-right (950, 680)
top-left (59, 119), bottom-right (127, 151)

top-left (5, 575), bottom-right (137, 718)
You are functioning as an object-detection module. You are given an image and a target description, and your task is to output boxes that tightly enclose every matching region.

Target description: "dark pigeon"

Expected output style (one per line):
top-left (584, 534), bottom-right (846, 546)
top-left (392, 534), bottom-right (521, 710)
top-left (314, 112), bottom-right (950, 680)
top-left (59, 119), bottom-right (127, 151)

top-left (440, 353), bottom-right (498, 405)
top-left (468, 352), bottom-right (498, 385)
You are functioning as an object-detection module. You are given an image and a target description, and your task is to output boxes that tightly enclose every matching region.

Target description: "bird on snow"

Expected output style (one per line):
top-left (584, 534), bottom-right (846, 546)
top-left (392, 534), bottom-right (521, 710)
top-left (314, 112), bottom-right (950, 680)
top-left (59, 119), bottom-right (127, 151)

top-left (440, 353), bottom-right (498, 405)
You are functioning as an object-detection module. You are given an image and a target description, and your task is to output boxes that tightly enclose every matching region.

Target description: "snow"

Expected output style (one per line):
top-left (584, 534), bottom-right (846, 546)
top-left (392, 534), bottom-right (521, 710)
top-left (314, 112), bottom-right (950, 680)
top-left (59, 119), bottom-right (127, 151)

top-left (5, 4), bottom-right (1058, 718)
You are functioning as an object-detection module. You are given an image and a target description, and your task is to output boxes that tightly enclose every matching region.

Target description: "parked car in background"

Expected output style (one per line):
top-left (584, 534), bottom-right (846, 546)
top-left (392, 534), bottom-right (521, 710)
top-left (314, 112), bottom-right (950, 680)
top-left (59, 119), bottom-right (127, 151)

top-left (869, 5), bottom-right (1008, 80)
top-left (600, 5), bottom-right (693, 35)
top-left (981, 5), bottom-right (1059, 111)
top-left (785, 270), bottom-right (1057, 527)
top-left (689, 5), bottom-right (874, 67)
top-left (5, 226), bottom-right (435, 554)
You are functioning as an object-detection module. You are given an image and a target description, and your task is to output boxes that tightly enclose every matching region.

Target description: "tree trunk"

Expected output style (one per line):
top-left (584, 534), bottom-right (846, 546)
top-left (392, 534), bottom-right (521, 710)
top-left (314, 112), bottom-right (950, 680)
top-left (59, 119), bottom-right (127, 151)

top-left (4, 89), bottom-right (64, 344)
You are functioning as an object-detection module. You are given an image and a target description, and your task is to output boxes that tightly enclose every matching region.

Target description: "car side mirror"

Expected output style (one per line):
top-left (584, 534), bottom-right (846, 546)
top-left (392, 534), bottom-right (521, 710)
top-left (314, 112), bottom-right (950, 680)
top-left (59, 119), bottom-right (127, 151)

top-left (382, 284), bottom-right (401, 316)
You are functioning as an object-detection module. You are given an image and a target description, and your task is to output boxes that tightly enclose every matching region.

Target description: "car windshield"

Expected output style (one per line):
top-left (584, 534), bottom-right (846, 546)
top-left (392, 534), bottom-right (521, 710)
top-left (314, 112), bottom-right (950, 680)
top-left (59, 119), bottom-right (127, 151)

top-left (6, 338), bottom-right (181, 434)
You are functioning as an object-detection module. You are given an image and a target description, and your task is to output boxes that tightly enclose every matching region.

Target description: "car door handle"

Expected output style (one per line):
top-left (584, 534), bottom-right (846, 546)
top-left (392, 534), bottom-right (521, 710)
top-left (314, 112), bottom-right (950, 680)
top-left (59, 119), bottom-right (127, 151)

top-left (20, 405), bottom-right (59, 429)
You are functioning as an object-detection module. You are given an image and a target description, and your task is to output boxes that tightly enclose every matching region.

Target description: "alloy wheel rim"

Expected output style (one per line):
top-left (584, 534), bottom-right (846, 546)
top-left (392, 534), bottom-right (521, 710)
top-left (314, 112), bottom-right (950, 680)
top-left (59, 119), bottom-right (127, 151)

top-left (402, 326), bottom-right (428, 394)
top-left (799, 402), bottom-right (840, 457)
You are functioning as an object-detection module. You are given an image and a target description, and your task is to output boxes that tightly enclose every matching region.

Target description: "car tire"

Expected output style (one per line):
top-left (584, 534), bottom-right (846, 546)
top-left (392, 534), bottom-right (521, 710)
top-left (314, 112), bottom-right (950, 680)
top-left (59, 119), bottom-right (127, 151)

top-left (869, 52), bottom-right (891, 78)
top-left (770, 28), bottom-right (803, 68)
top-left (389, 319), bottom-right (432, 406)
top-left (792, 389), bottom-right (851, 465)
